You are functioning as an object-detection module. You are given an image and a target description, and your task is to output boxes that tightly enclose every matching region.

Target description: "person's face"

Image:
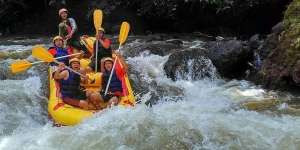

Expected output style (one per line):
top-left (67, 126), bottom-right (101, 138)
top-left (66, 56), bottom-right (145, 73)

top-left (96, 31), bottom-right (104, 39)
top-left (71, 62), bottom-right (80, 70)
top-left (60, 11), bottom-right (68, 20)
top-left (104, 61), bottom-right (113, 71)
top-left (54, 39), bottom-right (63, 47)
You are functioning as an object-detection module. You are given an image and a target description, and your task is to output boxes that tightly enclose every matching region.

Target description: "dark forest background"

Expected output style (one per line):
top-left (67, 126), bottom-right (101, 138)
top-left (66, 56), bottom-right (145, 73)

top-left (0, 0), bottom-right (292, 37)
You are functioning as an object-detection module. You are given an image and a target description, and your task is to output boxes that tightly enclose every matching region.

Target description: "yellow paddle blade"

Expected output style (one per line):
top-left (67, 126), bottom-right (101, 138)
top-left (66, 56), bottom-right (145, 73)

top-left (93, 9), bottom-right (103, 32)
top-left (119, 22), bottom-right (130, 45)
top-left (32, 46), bottom-right (54, 62)
top-left (10, 60), bottom-right (32, 73)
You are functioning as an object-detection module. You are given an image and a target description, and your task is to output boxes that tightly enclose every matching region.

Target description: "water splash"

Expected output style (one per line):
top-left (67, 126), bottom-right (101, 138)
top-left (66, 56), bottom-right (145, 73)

top-left (1, 38), bottom-right (300, 150)
top-left (0, 76), bottom-right (47, 137)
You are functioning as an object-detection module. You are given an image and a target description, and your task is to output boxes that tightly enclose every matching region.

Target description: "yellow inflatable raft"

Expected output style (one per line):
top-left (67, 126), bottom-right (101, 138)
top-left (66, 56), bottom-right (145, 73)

top-left (48, 36), bottom-right (135, 126)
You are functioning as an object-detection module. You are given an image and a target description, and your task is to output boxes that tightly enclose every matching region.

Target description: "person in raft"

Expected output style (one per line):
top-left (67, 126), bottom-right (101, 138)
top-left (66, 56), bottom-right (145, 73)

top-left (90, 57), bottom-right (127, 107)
top-left (58, 8), bottom-right (88, 54)
top-left (48, 36), bottom-right (71, 66)
top-left (54, 58), bottom-right (98, 110)
top-left (89, 27), bottom-right (112, 72)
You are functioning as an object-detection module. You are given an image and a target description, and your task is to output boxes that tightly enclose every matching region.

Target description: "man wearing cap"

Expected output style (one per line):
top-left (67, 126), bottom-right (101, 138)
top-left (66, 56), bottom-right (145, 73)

top-left (89, 57), bottom-right (126, 108)
top-left (48, 35), bottom-right (71, 65)
top-left (58, 8), bottom-right (88, 54)
top-left (54, 58), bottom-right (96, 110)
top-left (89, 27), bottom-right (112, 72)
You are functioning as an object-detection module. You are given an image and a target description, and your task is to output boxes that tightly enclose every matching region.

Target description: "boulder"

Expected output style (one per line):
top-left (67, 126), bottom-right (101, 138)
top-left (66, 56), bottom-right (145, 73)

top-left (204, 39), bottom-right (252, 78)
top-left (164, 48), bottom-right (219, 81)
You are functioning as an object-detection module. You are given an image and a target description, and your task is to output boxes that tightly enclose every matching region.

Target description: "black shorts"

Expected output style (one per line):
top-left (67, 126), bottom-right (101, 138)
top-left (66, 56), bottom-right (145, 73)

top-left (100, 90), bottom-right (114, 102)
top-left (68, 37), bottom-right (88, 53)
top-left (64, 89), bottom-right (87, 100)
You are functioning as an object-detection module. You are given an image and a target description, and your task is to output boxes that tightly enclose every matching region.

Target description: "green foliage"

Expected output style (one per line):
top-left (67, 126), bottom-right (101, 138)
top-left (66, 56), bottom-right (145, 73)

top-left (280, 0), bottom-right (300, 65)
top-left (283, 0), bottom-right (300, 29)
top-left (103, 0), bottom-right (263, 19)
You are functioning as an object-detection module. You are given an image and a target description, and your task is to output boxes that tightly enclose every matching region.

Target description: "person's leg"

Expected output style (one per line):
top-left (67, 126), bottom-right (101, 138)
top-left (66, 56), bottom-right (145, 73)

top-left (59, 23), bottom-right (68, 37)
top-left (89, 92), bottom-right (103, 110)
top-left (62, 97), bottom-right (88, 110)
top-left (78, 100), bottom-right (89, 110)
top-left (108, 96), bottom-right (119, 107)
top-left (68, 38), bottom-right (88, 54)
top-left (76, 90), bottom-right (89, 110)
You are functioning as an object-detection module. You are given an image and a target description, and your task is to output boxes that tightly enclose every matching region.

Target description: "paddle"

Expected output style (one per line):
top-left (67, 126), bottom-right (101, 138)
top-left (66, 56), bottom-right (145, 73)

top-left (10, 52), bottom-right (82, 74)
top-left (93, 9), bottom-right (103, 72)
top-left (104, 21), bottom-right (130, 95)
top-left (31, 46), bottom-right (85, 77)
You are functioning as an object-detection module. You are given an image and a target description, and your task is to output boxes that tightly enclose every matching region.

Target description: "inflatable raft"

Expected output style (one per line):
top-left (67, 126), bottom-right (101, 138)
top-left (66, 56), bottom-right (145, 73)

top-left (48, 36), bottom-right (135, 126)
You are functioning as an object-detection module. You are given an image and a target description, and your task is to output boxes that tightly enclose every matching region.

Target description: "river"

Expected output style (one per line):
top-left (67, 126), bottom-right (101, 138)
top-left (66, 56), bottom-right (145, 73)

top-left (0, 37), bottom-right (300, 150)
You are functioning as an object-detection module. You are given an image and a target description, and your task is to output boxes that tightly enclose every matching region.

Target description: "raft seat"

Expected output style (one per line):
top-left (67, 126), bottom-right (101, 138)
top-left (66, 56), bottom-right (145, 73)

top-left (81, 72), bottom-right (103, 92)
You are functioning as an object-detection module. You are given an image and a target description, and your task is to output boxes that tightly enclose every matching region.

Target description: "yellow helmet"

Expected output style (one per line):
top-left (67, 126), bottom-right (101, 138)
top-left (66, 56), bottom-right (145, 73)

top-left (102, 57), bottom-right (113, 63)
top-left (69, 58), bottom-right (80, 65)
top-left (80, 59), bottom-right (90, 68)
top-left (53, 36), bottom-right (63, 43)
top-left (98, 27), bottom-right (105, 33)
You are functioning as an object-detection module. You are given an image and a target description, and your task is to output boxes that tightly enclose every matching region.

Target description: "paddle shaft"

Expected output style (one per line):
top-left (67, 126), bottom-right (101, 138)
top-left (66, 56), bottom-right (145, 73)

top-left (104, 45), bottom-right (121, 95)
top-left (95, 39), bottom-right (99, 72)
top-left (24, 52), bottom-right (82, 66)
top-left (55, 52), bottom-right (82, 60)
top-left (53, 60), bottom-right (85, 77)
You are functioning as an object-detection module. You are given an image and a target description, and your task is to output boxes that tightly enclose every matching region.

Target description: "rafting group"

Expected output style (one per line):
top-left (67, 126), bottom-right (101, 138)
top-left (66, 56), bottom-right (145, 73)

top-left (52, 8), bottom-right (129, 110)
top-left (11, 8), bottom-right (135, 125)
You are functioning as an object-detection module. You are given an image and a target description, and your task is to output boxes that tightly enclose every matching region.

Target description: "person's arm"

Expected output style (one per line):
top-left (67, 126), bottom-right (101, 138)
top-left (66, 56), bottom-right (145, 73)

top-left (53, 63), bottom-right (68, 80)
top-left (58, 24), bottom-right (63, 37)
top-left (100, 59), bottom-right (105, 73)
top-left (114, 52), bottom-right (128, 73)
top-left (68, 18), bottom-right (77, 35)
top-left (79, 69), bottom-right (89, 84)
top-left (100, 38), bottom-right (111, 49)
top-left (90, 40), bottom-right (96, 58)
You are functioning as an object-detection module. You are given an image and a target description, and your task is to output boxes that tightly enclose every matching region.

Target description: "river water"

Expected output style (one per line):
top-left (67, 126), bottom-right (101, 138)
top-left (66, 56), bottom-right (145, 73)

top-left (0, 37), bottom-right (300, 150)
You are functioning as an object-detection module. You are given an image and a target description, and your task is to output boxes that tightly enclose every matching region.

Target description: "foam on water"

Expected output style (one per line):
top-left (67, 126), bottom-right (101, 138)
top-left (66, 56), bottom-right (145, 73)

top-left (1, 39), bottom-right (300, 150)
top-left (0, 76), bottom-right (47, 137)
top-left (0, 45), bottom-right (33, 52)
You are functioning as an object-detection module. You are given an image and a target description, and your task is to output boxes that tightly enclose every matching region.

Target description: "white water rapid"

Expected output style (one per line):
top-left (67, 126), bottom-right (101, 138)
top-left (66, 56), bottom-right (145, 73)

top-left (1, 38), bottom-right (300, 150)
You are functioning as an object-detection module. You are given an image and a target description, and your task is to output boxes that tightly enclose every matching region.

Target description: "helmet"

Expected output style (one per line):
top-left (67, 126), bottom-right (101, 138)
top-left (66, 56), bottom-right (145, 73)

top-left (98, 27), bottom-right (105, 33)
top-left (80, 59), bottom-right (90, 68)
top-left (52, 36), bottom-right (63, 43)
top-left (69, 58), bottom-right (80, 65)
top-left (58, 8), bottom-right (68, 16)
top-left (102, 57), bottom-right (113, 63)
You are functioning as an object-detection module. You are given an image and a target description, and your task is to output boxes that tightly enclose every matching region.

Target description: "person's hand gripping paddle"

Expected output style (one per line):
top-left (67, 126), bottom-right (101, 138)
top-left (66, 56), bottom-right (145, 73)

top-left (104, 21), bottom-right (130, 96)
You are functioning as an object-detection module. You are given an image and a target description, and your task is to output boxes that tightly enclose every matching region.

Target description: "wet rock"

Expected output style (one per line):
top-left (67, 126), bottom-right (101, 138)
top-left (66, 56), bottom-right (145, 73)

top-left (241, 98), bottom-right (280, 111)
top-left (164, 48), bottom-right (219, 81)
top-left (257, 31), bottom-right (280, 60)
top-left (254, 0), bottom-right (300, 90)
top-left (0, 50), bottom-right (31, 61)
top-left (249, 34), bottom-right (261, 50)
top-left (271, 22), bottom-right (284, 34)
top-left (241, 97), bottom-right (300, 116)
top-left (129, 64), bottom-right (184, 105)
top-left (204, 39), bottom-right (252, 78)
top-left (123, 41), bottom-right (181, 57)
top-left (292, 60), bottom-right (300, 84)
top-left (165, 39), bottom-right (183, 46)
